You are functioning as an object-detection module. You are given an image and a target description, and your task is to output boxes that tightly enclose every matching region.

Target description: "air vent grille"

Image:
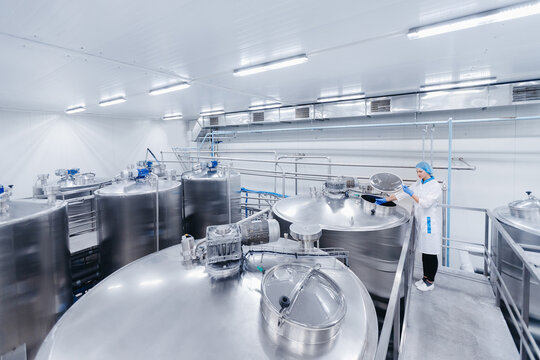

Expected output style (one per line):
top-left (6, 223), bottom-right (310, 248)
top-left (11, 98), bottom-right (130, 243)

top-left (513, 85), bottom-right (540, 102)
top-left (295, 107), bottom-right (310, 119)
top-left (252, 112), bottom-right (265, 122)
top-left (370, 99), bottom-right (391, 113)
top-left (209, 116), bottom-right (219, 126)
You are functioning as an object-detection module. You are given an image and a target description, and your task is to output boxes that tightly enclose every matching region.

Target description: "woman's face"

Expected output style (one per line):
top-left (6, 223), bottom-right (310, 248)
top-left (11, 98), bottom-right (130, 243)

top-left (416, 168), bottom-right (429, 180)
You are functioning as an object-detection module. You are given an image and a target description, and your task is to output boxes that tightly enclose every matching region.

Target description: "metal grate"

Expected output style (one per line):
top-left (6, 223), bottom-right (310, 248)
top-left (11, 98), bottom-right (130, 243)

top-left (370, 99), bottom-right (391, 113)
top-left (209, 116), bottom-right (219, 126)
top-left (252, 112), bottom-right (265, 122)
top-left (512, 85), bottom-right (540, 102)
top-left (295, 106), bottom-right (310, 119)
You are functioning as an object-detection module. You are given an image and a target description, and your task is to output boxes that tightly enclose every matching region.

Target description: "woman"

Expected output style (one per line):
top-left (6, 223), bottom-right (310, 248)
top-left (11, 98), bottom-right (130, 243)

top-left (376, 161), bottom-right (442, 292)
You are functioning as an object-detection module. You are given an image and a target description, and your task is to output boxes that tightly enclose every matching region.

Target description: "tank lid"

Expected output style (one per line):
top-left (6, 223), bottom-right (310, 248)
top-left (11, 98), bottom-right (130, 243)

top-left (273, 195), bottom-right (409, 231)
top-left (369, 172), bottom-right (402, 193)
top-left (261, 263), bottom-right (346, 344)
top-left (95, 179), bottom-right (180, 195)
top-left (508, 191), bottom-right (540, 221)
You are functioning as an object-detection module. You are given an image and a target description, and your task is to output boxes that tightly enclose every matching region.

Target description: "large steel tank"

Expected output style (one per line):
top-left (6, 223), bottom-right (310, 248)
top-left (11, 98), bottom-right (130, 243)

top-left (36, 238), bottom-right (378, 359)
top-left (95, 178), bottom-right (182, 277)
top-left (182, 162), bottom-right (241, 239)
top-left (33, 169), bottom-right (110, 236)
top-left (273, 182), bottom-right (410, 300)
top-left (0, 188), bottom-right (71, 359)
top-left (493, 191), bottom-right (540, 339)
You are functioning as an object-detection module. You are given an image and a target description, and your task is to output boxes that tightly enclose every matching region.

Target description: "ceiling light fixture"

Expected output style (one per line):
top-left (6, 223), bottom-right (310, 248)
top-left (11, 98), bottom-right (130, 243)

top-left (233, 54), bottom-right (308, 77)
top-left (162, 114), bottom-right (183, 121)
top-left (408, 1), bottom-right (540, 39)
top-left (149, 82), bottom-right (191, 96)
top-left (317, 93), bottom-right (365, 103)
top-left (248, 103), bottom-right (282, 111)
top-left (99, 96), bottom-right (126, 107)
top-left (65, 105), bottom-right (86, 114)
top-left (420, 77), bottom-right (496, 92)
top-left (200, 110), bottom-right (225, 116)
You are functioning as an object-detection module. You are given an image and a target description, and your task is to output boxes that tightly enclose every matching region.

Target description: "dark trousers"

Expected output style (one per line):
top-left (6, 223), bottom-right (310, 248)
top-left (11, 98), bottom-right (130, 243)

top-left (422, 253), bottom-right (438, 282)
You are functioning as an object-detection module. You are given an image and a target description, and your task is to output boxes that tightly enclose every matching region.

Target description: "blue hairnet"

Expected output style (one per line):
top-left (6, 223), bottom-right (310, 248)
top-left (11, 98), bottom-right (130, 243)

top-left (416, 161), bottom-right (433, 175)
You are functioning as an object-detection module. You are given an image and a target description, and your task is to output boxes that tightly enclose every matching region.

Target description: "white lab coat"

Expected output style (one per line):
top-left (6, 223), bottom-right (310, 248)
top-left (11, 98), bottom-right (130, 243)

top-left (396, 178), bottom-right (442, 255)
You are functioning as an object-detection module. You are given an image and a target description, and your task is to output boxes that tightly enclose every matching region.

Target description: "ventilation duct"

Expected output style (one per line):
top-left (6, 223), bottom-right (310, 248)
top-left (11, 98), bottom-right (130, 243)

top-left (369, 98), bottom-right (391, 114)
top-left (513, 84), bottom-right (540, 103)
top-left (197, 80), bottom-right (540, 131)
top-left (252, 112), bottom-right (265, 123)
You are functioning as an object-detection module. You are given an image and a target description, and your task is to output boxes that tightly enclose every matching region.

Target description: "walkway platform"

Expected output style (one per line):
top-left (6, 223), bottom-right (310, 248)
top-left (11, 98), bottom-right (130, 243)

top-left (400, 263), bottom-right (519, 360)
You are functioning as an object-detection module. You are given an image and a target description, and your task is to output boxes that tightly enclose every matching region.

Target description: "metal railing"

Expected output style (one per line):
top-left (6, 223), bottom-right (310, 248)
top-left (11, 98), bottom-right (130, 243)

top-left (375, 219), bottom-right (416, 360)
top-left (375, 204), bottom-right (540, 359)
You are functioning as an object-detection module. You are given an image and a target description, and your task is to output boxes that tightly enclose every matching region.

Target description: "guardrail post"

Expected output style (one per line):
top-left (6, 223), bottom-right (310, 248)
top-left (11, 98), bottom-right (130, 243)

top-left (521, 266), bottom-right (530, 360)
top-left (393, 299), bottom-right (400, 360)
top-left (484, 212), bottom-right (489, 276)
top-left (495, 229), bottom-right (502, 307)
top-left (442, 185), bottom-right (447, 267)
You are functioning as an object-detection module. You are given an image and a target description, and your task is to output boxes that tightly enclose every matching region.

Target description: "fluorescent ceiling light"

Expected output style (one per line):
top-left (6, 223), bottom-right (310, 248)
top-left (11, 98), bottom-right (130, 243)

top-left (233, 54), bottom-right (308, 77)
top-left (162, 114), bottom-right (183, 121)
top-left (420, 77), bottom-right (496, 92)
top-left (99, 96), bottom-right (126, 107)
top-left (65, 105), bottom-right (86, 114)
top-left (317, 93), bottom-right (365, 103)
top-left (249, 103), bottom-right (282, 111)
top-left (200, 110), bottom-right (225, 116)
top-left (408, 1), bottom-right (540, 39)
top-left (149, 82), bottom-right (190, 96)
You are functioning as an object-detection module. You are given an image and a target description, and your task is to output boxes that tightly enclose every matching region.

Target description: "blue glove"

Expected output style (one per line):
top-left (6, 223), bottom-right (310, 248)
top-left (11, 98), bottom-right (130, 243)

top-left (375, 198), bottom-right (387, 205)
top-left (402, 185), bottom-right (414, 197)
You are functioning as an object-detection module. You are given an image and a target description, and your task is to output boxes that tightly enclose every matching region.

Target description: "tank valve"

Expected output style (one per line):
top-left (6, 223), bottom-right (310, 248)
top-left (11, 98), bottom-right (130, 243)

top-left (181, 234), bottom-right (196, 261)
top-left (45, 185), bottom-right (60, 206)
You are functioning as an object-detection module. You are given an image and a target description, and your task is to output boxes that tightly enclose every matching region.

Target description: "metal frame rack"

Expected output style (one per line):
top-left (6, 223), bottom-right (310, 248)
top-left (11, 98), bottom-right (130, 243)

top-left (57, 185), bottom-right (104, 298)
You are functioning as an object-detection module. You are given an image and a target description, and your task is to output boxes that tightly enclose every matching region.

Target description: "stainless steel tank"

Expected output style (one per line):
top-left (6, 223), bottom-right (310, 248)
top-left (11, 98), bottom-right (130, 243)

top-left (95, 179), bottom-right (182, 277)
top-left (0, 195), bottom-right (71, 359)
top-left (36, 239), bottom-right (378, 359)
top-left (273, 184), bottom-right (410, 300)
top-left (33, 169), bottom-right (110, 236)
top-left (493, 191), bottom-right (540, 339)
top-left (182, 163), bottom-right (241, 239)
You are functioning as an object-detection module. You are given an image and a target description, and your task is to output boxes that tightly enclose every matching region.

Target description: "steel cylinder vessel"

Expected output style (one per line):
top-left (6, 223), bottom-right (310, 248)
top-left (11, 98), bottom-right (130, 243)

top-left (273, 193), bottom-right (410, 299)
top-left (182, 165), bottom-right (241, 239)
top-left (493, 192), bottom-right (540, 340)
top-left (0, 199), bottom-right (71, 359)
top-left (95, 179), bottom-right (182, 278)
top-left (36, 239), bottom-right (378, 359)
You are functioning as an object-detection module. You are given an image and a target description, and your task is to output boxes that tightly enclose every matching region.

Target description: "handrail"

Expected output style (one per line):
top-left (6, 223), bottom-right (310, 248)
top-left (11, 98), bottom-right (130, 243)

top-left (375, 220), bottom-right (414, 360)
top-left (488, 209), bottom-right (540, 282)
top-left (178, 154), bottom-right (475, 171)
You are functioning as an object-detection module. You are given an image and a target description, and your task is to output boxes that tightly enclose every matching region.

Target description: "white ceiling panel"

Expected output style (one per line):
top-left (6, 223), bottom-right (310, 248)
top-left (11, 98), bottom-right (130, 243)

top-left (0, 0), bottom-right (539, 119)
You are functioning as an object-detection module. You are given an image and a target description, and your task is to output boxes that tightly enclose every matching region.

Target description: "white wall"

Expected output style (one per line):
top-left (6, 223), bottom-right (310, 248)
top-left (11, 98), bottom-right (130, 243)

top-left (191, 103), bottom-right (540, 269)
top-left (0, 109), bottom-right (188, 198)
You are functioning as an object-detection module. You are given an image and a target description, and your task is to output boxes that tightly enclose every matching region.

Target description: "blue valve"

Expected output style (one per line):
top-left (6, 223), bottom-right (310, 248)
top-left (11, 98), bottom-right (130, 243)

top-left (0, 185), bottom-right (4, 194)
top-left (67, 169), bottom-right (80, 176)
top-left (136, 168), bottom-right (150, 179)
top-left (209, 160), bottom-right (218, 169)
top-left (146, 161), bottom-right (153, 169)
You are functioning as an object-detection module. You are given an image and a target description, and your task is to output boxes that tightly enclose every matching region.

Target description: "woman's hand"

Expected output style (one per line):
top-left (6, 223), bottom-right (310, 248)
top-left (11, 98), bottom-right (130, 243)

top-left (402, 185), bottom-right (414, 197)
